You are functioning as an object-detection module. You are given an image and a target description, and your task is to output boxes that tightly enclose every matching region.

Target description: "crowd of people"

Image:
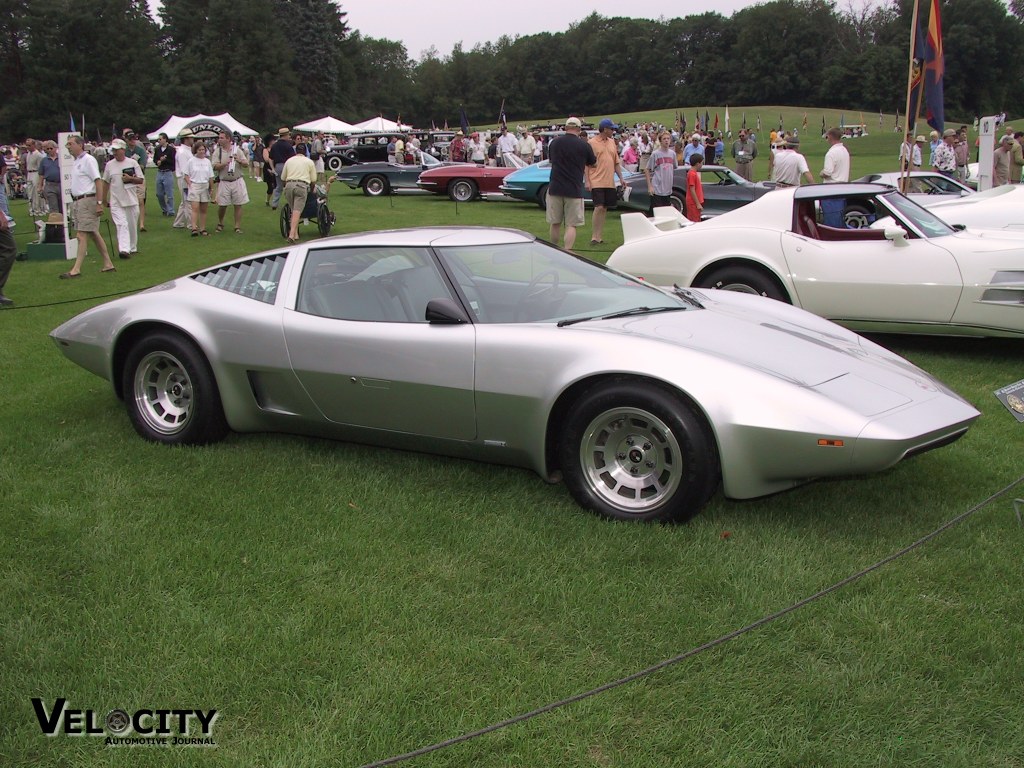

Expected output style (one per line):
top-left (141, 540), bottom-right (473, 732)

top-left (0, 113), bottom-right (1020, 307)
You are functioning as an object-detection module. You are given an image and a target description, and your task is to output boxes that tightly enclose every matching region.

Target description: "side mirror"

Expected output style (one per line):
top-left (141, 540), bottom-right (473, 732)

top-left (425, 298), bottom-right (471, 324)
top-left (884, 227), bottom-right (909, 246)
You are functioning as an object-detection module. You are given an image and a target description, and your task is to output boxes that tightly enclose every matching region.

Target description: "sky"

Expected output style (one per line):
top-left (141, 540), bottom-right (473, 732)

top-left (338, 0), bottom-right (884, 61)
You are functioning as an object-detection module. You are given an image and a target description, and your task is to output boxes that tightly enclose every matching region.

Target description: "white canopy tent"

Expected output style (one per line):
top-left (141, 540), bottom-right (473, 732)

top-left (147, 113), bottom-right (259, 140)
top-left (348, 116), bottom-right (411, 133)
top-left (293, 115), bottom-right (356, 133)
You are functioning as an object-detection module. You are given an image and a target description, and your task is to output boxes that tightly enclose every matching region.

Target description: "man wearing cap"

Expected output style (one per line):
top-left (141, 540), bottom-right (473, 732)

top-left (771, 136), bottom-right (814, 187)
top-left (268, 127), bottom-right (296, 209)
top-left (731, 129), bottom-right (757, 181)
top-left (899, 133), bottom-right (922, 171)
top-left (932, 129), bottom-right (958, 178)
top-left (586, 118), bottom-right (626, 245)
top-left (449, 131), bottom-right (466, 163)
top-left (546, 117), bottom-right (597, 251)
top-left (153, 133), bottom-right (176, 217)
top-left (212, 130), bottom-right (250, 233)
top-left (61, 135), bottom-right (114, 278)
top-left (102, 138), bottom-right (144, 258)
top-left (993, 135), bottom-right (1013, 186)
top-left (954, 127), bottom-right (970, 182)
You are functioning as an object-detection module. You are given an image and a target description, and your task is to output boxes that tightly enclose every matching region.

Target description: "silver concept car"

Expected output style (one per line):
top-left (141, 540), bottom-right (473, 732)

top-left (51, 227), bottom-right (979, 522)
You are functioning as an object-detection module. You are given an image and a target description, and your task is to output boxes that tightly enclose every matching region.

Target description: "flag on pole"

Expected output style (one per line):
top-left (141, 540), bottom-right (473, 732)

top-left (821, 116), bottom-right (826, 136)
top-left (498, 99), bottom-right (507, 132)
top-left (840, 112), bottom-right (846, 128)
top-left (802, 112), bottom-right (808, 130)
top-left (724, 106), bottom-right (730, 137)
top-left (681, 113), bottom-right (687, 134)
top-left (459, 106), bottom-right (471, 135)
top-left (69, 114), bottom-right (76, 132)
top-left (908, 14), bottom-right (927, 132)
top-left (714, 113), bottom-right (719, 131)
top-left (742, 113), bottom-right (747, 129)
top-left (879, 109), bottom-right (883, 127)
top-left (443, 119), bottom-right (449, 131)
top-left (922, 0), bottom-right (944, 133)
top-left (756, 114), bottom-right (761, 131)
top-left (705, 110), bottom-right (711, 134)
top-left (779, 113), bottom-right (784, 131)
top-left (695, 110), bottom-right (701, 132)
top-left (675, 111), bottom-right (682, 132)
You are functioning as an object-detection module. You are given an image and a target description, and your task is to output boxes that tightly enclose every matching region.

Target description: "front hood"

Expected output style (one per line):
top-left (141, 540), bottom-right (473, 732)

top-left (576, 292), bottom-right (951, 400)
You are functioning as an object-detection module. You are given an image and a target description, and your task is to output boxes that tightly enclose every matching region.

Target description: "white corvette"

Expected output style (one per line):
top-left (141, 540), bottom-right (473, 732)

top-left (925, 183), bottom-right (1024, 231)
top-left (608, 183), bottom-right (1024, 338)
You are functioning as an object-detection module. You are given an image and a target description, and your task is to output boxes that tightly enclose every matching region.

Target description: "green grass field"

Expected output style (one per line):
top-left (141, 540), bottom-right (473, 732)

top-left (2, 110), bottom-right (1023, 767)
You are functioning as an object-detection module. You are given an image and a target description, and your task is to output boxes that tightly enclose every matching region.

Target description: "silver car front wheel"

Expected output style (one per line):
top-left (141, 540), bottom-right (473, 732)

top-left (122, 332), bottom-right (228, 445)
top-left (560, 381), bottom-right (719, 522)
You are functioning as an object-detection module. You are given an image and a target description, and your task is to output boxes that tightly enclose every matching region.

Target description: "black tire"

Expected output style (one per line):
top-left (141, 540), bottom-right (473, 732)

top-left (279, 203), bottom-right (291, 239)
top-left (536, 184), bottom-right (548, 210)
top-left (448, 178), bottom-right (478, 202)
top-left (559, 381), bottom-right (719, 523)
top-left (363, 175), bottom-right (389, 196)
top-left (695, 265), bottom-right (789, 302)
top-left (326, 155), bottom-right (343, 172)
top-left (669, 192), bottom-right (685, 213)
top-left (317, 202), bottom-right (333, 236)
top-left (122, 332), bottom-right (229, 446)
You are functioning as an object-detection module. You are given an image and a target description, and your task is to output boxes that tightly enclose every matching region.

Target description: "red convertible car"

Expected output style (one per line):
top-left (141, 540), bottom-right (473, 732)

top-left (416, 152), bottom-right (526, 202)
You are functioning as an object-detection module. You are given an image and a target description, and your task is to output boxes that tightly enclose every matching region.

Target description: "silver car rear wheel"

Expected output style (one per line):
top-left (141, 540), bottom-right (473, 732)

top-left (449, 179), bottom-right (477, 202)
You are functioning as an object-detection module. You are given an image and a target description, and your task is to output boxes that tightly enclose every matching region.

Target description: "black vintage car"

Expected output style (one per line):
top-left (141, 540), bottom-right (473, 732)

top-left (323, 133), bottom-right (400, 170)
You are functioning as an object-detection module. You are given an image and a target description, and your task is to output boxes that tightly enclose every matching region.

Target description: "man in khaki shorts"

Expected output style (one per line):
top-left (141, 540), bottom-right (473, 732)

top-left (544, 117), bottom-right (596, 251)
top-left (212, 131), bottom-right (249, 233)
top-left (280, 151), bottom-right (317, 243)
top-left (60, 135), bottom-right (114, 279)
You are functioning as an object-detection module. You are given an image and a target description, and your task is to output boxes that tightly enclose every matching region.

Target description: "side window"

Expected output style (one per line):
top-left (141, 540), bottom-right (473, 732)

top-left (297, 247), bottom-right (454, 323)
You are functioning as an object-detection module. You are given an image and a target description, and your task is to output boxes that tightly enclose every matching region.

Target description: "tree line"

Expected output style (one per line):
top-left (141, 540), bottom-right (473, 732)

top-left (2, 0), bottom-right (1021, 141)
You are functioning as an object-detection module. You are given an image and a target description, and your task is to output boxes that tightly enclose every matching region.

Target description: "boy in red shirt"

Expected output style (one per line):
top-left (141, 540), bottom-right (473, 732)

top-left (686, 153), bottom-right (705, 222)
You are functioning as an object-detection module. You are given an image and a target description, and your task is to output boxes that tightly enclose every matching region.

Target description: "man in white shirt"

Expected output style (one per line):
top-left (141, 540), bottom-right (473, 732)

top-left (61, 135), bottom-right (114, 278)
top-left (820, 128), bottom-right (850, 183)
top-left (102, 138), bottom-right (144, 258)
top-left (772, 136), bottom-right (814, 187)
top-left (173, 129), bottom-right (195, 229)
top-left (820, 128), bottom-right (851, 227)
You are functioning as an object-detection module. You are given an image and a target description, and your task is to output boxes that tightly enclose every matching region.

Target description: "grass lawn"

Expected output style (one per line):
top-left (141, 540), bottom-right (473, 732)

top-left (2, 121), bottom-right (1023, 767)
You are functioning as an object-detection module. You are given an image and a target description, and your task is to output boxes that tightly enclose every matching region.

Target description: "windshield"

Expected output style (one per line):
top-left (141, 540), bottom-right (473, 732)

top-left (878, 191), bottom-right (957, 238)
top-left (434, 240), bottom-right (692, 324)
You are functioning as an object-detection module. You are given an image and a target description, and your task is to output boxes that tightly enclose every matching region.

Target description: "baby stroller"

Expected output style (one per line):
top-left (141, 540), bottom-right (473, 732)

top-left (279, 182), bottom-right (335, 239)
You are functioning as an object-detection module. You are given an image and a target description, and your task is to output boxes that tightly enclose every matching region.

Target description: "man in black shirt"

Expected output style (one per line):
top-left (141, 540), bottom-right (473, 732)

top-left (153, 133), bottom-right (177, 216)
top-left (546, 117), bottom-right (596, 250)
top-left (268, 127), bottom-right (296, 209)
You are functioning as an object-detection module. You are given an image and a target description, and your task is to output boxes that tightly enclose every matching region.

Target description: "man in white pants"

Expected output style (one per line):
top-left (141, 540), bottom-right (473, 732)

top-left (172, 129), bottom-right (195, 229)
top-left (102, 139), bottom-right (144, 258)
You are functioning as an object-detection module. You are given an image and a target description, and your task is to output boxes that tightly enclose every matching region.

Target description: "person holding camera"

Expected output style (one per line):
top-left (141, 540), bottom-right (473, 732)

top-left (102, 138), bottom-right (144, 259)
